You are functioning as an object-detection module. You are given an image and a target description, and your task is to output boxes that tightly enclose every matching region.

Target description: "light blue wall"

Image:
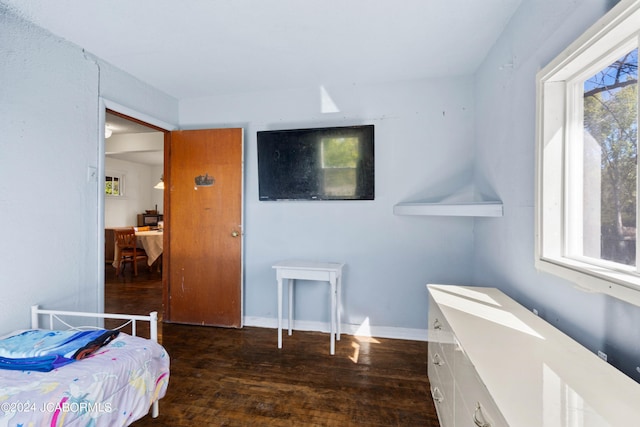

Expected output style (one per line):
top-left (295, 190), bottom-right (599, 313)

top-left (0, 6), bottom-right (178, 334)
top-left (473, 0), bottom-right (640, 381)
top-left (1, 1), bottom-right (476, 339)
top-left (180, 78), bottom-right (478, 335)
top-left (6, 0), bottom-right (639, 378)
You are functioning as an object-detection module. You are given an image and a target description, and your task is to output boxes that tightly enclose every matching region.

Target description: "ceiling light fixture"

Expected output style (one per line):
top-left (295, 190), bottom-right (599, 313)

top-left (154, 175), bottom-right (164, 190)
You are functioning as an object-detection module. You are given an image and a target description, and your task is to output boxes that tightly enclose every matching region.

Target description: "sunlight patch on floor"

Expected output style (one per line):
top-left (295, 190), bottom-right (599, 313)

top-left (349, 317), bottom-right (380, 363)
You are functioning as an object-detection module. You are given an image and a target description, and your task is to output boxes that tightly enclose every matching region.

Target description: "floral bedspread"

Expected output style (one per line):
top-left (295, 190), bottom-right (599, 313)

top-left (0, 333), bottom-right (170, 426)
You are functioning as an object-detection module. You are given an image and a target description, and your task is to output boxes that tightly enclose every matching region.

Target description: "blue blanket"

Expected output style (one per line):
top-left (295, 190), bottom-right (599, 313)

top-left (0, 329), bottom-right (119, 372)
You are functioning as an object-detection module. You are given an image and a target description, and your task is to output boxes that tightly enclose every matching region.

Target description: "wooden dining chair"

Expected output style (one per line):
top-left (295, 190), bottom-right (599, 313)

top-left (114, 228), bottom-right (148, 277)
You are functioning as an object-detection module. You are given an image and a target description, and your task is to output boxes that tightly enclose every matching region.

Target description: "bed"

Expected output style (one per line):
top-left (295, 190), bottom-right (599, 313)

top-left (0, 305), bottom-right (170, 426)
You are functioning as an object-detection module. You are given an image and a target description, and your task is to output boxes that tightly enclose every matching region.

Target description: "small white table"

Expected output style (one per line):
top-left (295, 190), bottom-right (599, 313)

top-left (273, 260), bottom-right (345, 355)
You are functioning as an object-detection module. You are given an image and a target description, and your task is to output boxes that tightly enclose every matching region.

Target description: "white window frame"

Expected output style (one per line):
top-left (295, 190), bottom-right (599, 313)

top-left (536, 0), bottom-right (640, 306)
top-left (105, 171), bottom-right (125, 197)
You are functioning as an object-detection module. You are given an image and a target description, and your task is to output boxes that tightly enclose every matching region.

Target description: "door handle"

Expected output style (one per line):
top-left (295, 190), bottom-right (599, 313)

top-left (231, 230), bottom-right (240, 237)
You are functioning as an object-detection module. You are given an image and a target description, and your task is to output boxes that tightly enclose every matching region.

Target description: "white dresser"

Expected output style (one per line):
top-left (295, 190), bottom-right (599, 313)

top-left (427, 284), bottom-right (640, 427)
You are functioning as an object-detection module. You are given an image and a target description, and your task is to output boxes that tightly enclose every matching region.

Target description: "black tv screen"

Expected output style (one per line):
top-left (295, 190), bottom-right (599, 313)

top-left (257, 125), bottom-right (374, 201)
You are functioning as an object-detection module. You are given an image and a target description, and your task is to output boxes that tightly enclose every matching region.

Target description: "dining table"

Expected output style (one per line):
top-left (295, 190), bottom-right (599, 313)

top-left (112, 229), bottom-right (163, 270)
top-left (135, 230), bottom-right (164, 266)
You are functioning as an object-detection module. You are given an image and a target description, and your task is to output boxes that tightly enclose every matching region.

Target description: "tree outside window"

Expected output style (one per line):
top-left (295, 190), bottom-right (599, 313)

top-left (582, 49), bottom-right (638, 266)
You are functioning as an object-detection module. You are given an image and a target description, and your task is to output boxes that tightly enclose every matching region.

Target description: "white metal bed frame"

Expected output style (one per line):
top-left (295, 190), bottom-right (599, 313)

top-left (30, 305), bottom-right (161, 418)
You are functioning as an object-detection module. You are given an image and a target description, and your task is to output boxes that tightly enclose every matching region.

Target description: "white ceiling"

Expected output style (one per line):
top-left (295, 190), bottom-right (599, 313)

top-left (105, 112), bottom-right (164, 165)
top-left (3, 0), bottom-right (522, 100)
top-left (5, 0), bottom-right (521, 166)
top-left (106, 113), bottom-right (158, 135)
top-left (105, 149), bottom-right (164, 167)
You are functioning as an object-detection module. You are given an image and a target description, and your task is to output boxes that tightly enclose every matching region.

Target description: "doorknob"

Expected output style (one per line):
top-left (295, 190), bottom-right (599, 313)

top-left (231, 230), bottom-right (240, 237)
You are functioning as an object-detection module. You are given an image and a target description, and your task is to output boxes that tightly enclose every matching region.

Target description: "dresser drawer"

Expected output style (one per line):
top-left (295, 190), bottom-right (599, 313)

top-left (427, 344), bottom-right (453, 399)
top-left (455, 385), bottom-right (507, 427)
top-left (431, 385), bottom-right (454, 427)
top-left (454, 345), bottom-right (508, 427)
top-left (429, 299), bottom-right (456, 362)
top-left (428, 345), bottom-right (454, 427)
top-left (428, 301), bottom-right (452, 343)
top-left (430, 380), bottom-right (454, 427)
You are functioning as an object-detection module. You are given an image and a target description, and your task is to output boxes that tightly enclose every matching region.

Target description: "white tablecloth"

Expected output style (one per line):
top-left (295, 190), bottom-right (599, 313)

top-left (135, 230), bottom-right (163, 265)
top-left (112, 231), bottom-right (163, 269)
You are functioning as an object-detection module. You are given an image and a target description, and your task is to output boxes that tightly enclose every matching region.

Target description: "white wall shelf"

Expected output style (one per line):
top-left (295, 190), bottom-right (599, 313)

top-left (395, 181), bottom-right (503, 217)
top-left (393, 201), bottom-right (503, 217)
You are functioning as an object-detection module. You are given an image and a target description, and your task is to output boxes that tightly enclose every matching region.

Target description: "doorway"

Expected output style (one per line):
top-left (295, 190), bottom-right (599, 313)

top-left (104, 110), bottom-right (167, 317)
top-left (102, 109), bottom-right (244, 328)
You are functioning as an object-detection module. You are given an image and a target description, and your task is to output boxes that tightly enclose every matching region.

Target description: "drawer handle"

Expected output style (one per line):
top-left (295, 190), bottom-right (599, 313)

top-left (432, 353), bottom-right (445, 366)
top-left (433, 318), bottom-right (442, 330)
top-left (473, 402), bottom-right (491, 427)
top-left (430, 386), bottom-right (444, 403)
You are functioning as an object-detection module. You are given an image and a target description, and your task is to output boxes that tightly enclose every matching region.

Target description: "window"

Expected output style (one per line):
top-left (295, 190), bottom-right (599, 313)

top-left (536, 1), bottom-right (640, 305)
top-left (579, 49), bottom-right (638, 266)
top-left (105, 173), bottom-right (124, 197)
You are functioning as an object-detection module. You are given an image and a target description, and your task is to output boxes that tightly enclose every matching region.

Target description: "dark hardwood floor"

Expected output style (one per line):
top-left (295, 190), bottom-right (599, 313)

top-left (105, 261), bottom-right (440, 426)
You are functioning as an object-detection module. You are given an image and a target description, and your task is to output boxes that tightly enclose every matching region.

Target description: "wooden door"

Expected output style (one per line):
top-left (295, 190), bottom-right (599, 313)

top-left (165, 128), bottom-right (243, 327)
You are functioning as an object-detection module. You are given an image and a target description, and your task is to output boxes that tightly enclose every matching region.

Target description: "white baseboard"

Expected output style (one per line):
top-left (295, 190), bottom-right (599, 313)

top-left (243, 316), bottom-right (427, 342)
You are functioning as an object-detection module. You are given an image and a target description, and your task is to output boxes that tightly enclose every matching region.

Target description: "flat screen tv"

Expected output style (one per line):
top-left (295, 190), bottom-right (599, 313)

top-left (257, 125), bottom-right (374, 201)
